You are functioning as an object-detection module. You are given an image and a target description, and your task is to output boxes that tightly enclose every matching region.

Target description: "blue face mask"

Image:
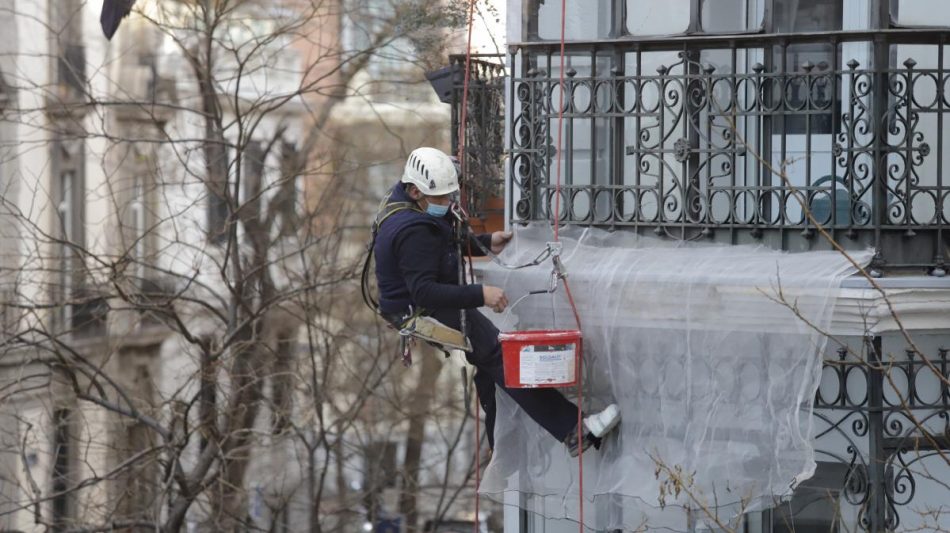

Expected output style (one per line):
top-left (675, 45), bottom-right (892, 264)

top-left (426, 202), bottom-right (450, 217)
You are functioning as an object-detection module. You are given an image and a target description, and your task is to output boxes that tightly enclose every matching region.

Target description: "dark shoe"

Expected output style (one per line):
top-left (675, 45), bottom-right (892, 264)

top-left (564, 404), bottom-right (621, 457)
top-left (564, 428), bottom-right (599, 458)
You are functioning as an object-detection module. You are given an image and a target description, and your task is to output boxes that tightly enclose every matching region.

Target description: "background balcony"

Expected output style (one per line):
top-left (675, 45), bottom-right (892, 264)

top-left (450, 54), bottom-right (506, 231)
top-left (500, 31), bottom-right (950, 273)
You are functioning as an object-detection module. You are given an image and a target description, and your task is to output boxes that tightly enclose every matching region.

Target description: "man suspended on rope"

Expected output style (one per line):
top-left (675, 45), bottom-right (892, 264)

top-left (368, 146), bottom-right (620, 456)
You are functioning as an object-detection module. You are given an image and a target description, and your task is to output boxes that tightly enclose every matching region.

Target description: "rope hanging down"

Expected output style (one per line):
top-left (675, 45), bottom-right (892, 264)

top-left (457, 0), bottom-right (585, 529)
top-left (455, 2), bottom-right (481, 531)
top-left (549, 0), bottom-right (588, 530)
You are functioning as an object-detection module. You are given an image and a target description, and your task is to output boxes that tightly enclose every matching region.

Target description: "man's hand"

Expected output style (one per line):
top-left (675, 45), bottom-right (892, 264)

top-left (490, 231), bottom-right (513, 255)
top-left (482, 285), bottom-right (509, 313)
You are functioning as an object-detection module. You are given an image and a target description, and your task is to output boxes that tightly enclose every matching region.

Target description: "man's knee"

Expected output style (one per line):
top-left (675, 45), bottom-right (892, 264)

top-left (465, 341), bottom-right (503, 368)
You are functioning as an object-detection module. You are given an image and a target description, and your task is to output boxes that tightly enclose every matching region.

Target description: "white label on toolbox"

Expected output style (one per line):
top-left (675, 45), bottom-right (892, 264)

top-left (519, 343), bottom-right (575, 385)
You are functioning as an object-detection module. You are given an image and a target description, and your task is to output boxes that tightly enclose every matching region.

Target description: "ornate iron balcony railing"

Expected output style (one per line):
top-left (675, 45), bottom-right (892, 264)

top-left (450, 54), bottom-right (506, 221)
top-left (507, 32), bottom-right (950, 273)
top-left (814, 338), bottom-right (950, 532)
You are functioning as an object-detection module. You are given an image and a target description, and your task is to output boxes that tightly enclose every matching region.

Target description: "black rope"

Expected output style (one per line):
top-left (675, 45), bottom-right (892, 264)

top-left (451, 205), bottom-right (555, 271)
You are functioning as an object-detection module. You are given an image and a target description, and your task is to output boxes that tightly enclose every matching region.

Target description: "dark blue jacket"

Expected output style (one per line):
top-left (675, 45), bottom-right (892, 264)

top-left (374, 183), bottom-right (489, 316)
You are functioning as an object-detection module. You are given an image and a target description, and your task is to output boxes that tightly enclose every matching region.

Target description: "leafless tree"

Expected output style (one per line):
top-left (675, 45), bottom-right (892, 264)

top-left (0, 1), bottom-right (486, 532)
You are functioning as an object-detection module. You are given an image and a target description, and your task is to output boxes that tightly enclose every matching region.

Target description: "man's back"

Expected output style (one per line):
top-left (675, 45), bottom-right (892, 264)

top-left (373, 183), bottom-right (479, 316)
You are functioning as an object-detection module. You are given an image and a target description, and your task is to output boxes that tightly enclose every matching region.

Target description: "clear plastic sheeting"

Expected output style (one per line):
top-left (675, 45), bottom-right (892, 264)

top-left (478, 224), bottom-right (873, 531)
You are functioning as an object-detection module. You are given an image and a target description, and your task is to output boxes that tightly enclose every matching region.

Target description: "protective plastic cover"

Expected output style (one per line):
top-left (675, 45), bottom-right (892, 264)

top-left (478, 224), bottom-right (873, 531)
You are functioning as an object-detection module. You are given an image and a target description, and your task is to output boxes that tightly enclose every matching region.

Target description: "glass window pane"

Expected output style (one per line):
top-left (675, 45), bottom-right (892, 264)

top-left (534, 0), bottom-right (613, 41)
top-left (701, 0), bottom-right (765, 32)
top-left (626, 0), bottom-right (690, 36)
top-left (508, 0), bottom-right (524, 42)
top-left (771, 487), bottom-right (841, 532)
top-left (841, 0), bottom-right (872, 31)
top-left (893, 0), bottom-right (950, 26)
top-left (774, 0), bottom-right (843, 33)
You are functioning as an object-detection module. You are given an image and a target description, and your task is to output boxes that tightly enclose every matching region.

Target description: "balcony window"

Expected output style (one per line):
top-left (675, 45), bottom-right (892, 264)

top-left (342, 0), bottom-right (430, 101)
top-left (773, 0), bottom-right (843, 33)
top-left (532, 0), bottom-right (615, 41)
top-left (116, 366), bottom-right (157, 522)
top-left (526, 0), bottom-right (768, 40)
top-left (57, 169), bottom-right (76, 306)
top-left (50, 408), bottom-right (74, 532)
top-left (128, 173), bottom-right (148, 283)
top-left (892, 0), bottom-right (950, 27)
top-left (773, 0), bottom-right (843, 135)
top-left (53, 139), bottom-right (85, 329)
top-left (625, 0), bottom-right (691, 35)
top-left (701, 0), bottom-right (765, 33)
top-left (56, 44), bottom-right (86, 98)
top-left (527, 52), bottom-right (615, 222)
top-left (51, 0), bottom-right (86, 100)
top-left (342, 0), bottom-right (411, 76)
top-left (525, 1), bottom-right (878, 42)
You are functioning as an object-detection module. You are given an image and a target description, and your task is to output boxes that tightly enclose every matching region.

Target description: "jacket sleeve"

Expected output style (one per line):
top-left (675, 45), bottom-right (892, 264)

top-left (394, 225), bottom-right (485, 310)
top-left (465, 233), bottom-right (493, 258)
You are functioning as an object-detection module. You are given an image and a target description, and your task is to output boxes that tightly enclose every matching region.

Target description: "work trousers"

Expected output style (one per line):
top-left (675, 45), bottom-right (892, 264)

top-left (429, 308), bottom-right (580, 449)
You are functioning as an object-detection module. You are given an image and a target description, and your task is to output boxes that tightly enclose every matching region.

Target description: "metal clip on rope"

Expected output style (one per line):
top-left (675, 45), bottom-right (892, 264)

top-left (503, 241), bottom-right (569, 319)
top-left (451, 203), bottom-right (555, 271)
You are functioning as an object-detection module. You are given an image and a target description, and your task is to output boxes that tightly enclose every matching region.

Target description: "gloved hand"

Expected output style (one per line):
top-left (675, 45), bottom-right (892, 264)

top-left (482, 285), bottom-right (508, 313)
top-left (490, 231), bottom-right (513, 255)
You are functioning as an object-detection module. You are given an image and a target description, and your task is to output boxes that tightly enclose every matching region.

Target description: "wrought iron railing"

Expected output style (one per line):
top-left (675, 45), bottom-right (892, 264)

top-left (815, 337), bottom-right (950, 532)
top-left (476, 28), bottom-right (950, 533)
top-left (451, 54), bottom-right (505, 220)
top-left (508, 31), bottom-right (950, 272)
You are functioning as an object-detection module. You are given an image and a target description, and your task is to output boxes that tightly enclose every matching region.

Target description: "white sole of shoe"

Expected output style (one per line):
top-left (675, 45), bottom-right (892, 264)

top-left (584, 403), bottom-right (621, 438)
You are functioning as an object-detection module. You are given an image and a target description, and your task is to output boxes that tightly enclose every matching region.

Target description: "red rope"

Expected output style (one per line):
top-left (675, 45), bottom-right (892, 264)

top-left (457, 0), bottom-right (478, 211)
top-left (459, 0), bottom-right (584, 529)
top-left (550, 0), bottom-right (586, 530)
top-left (456, 3), bottom-right (480, 532)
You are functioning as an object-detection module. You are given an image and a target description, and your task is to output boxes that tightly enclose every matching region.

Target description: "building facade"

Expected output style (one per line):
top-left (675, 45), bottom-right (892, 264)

top-left (0, 1), bottom-right (507, 531)
top-left (0, 1), bottom-right (311, 530)
top-left (457, 0), bottom-right (950, 531)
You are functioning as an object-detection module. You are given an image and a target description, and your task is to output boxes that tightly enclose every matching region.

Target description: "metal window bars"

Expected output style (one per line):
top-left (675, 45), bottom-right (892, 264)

top-left (505, 31), bottom-right (950, 273)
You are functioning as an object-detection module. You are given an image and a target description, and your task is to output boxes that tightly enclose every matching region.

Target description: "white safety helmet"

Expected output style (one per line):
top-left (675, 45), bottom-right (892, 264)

top-left (401, 147), bottom-right (459, 196)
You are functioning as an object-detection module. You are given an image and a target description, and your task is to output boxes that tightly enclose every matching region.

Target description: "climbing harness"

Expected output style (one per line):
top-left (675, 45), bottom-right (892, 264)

top-left (360, 190), bottom-right (474, 363)
top-left (359, 190), bottom-right (420, 313)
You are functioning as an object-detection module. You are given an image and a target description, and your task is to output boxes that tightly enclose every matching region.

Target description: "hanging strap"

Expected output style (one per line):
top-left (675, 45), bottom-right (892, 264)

top-left (360, 191), bottom-right (472, 354)
top-left (360, 191), bottom-right (424, 312)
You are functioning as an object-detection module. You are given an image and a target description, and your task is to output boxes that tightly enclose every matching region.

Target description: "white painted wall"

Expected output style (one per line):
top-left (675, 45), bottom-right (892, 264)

top-left (502, 0), bottom-right (950, 531)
